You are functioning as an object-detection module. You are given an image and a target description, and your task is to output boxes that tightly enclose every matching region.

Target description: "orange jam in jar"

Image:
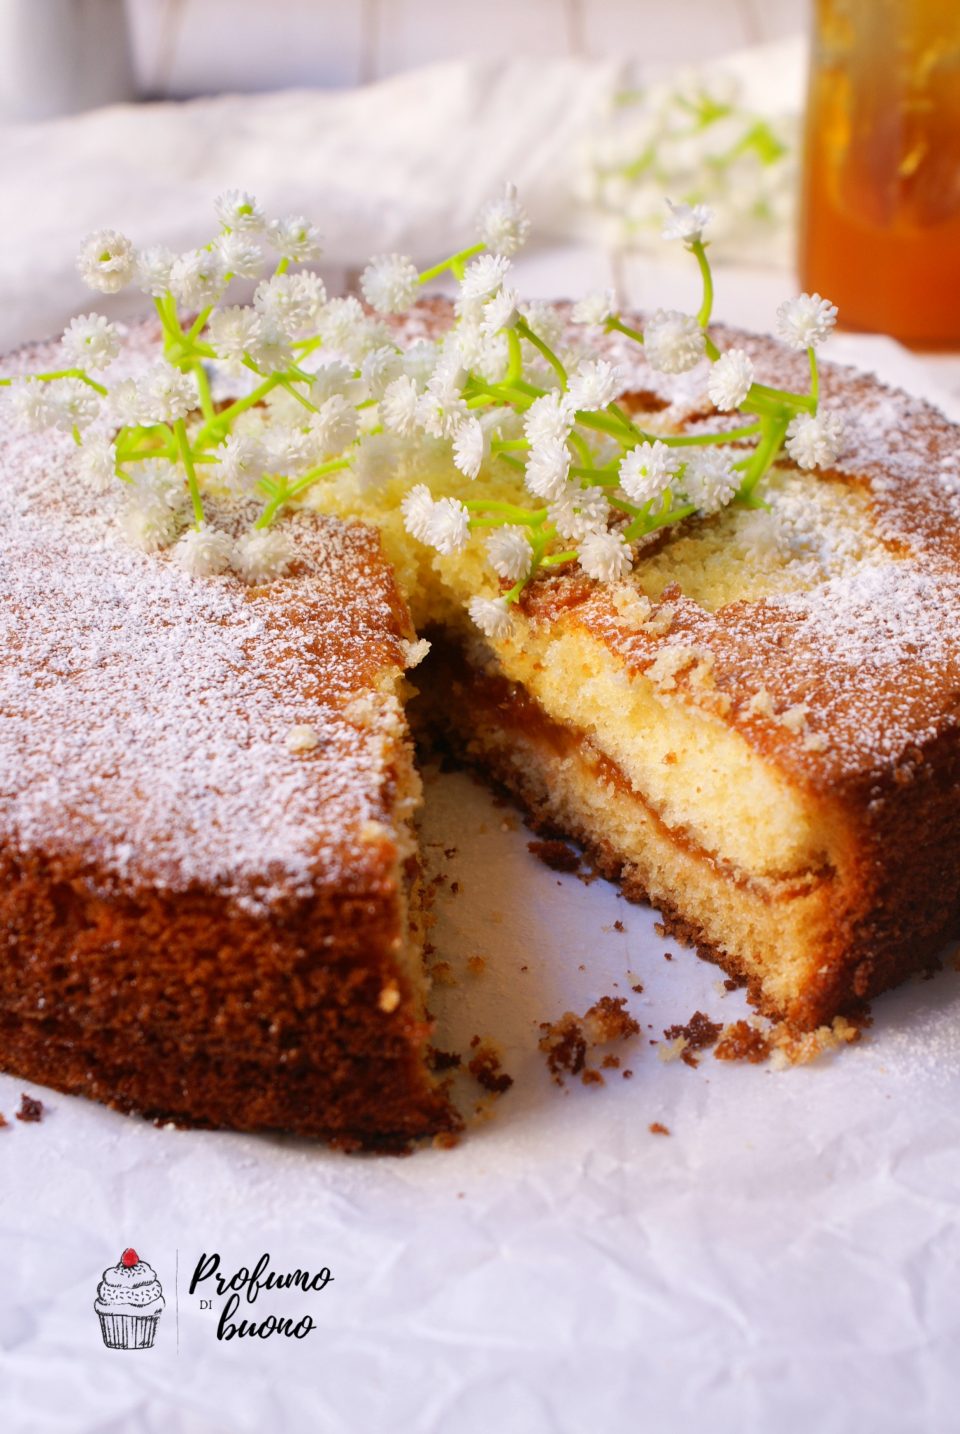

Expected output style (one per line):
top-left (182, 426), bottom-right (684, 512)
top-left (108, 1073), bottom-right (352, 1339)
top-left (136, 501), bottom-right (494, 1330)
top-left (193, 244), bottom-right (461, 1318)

top-left (800, 0), bottom-right (960, 345)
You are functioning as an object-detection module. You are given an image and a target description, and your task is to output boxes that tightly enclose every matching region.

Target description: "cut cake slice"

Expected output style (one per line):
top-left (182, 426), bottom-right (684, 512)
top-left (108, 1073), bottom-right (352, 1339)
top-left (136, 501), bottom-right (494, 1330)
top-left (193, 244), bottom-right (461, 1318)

top-left (0, 325), bottom-right (459, 1150)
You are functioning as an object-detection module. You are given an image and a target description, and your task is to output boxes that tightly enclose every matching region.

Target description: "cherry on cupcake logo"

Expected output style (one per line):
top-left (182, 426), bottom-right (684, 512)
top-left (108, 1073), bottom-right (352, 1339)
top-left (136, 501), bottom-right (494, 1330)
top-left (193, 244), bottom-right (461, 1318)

top-left (95, 1247), bottom-right (165, 1350)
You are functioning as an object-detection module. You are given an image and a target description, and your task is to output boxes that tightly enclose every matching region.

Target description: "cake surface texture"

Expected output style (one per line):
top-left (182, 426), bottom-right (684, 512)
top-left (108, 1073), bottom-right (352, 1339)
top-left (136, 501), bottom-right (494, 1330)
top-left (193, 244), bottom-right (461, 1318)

top-left (0, 322), bottom-right (458, 1149)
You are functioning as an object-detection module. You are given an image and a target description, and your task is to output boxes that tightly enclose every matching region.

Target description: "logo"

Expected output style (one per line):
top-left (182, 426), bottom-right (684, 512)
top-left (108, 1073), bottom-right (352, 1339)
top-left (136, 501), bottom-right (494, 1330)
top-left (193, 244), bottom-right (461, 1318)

top-left (94, 1247), bottom-right (165, 1350)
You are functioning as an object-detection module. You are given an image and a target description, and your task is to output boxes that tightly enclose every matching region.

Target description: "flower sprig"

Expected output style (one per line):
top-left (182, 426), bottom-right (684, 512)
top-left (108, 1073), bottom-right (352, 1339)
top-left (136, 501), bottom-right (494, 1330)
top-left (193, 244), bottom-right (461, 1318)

top-left (2, 186), bottom-right (840, 628)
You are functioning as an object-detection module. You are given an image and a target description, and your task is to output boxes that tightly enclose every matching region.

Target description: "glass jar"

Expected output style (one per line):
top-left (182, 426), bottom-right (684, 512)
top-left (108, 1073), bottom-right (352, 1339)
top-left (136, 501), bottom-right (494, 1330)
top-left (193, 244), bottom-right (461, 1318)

top-left (799, 0), bottom-right (960, 346)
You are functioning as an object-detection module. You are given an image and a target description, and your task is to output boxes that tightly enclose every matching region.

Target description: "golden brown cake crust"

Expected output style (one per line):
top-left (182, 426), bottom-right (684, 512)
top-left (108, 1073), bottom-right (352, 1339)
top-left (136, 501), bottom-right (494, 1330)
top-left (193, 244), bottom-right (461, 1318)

top-left (0, 321), bottom-right (459, 1147)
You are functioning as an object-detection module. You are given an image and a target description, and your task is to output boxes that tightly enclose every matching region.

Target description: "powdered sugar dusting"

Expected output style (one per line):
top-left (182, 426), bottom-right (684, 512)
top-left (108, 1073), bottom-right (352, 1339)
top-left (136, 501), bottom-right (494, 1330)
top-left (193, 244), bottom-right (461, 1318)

top-left (0, 323), bottom-right (413, 911)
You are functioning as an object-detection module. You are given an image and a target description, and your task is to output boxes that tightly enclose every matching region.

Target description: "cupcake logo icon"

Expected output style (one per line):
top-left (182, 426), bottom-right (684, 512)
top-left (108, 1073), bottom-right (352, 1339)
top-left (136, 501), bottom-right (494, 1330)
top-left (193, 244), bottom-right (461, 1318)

top-left (95, 1247), bottom-right (165, 1350)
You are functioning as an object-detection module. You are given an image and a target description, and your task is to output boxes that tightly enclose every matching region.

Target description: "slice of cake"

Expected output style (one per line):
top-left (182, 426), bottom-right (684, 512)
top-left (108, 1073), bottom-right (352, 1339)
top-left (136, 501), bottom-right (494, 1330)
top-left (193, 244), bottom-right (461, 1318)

top-left (0, 325), bottom-right (459, 1150)
top-left (322, 307), bottom-right (960, 1031)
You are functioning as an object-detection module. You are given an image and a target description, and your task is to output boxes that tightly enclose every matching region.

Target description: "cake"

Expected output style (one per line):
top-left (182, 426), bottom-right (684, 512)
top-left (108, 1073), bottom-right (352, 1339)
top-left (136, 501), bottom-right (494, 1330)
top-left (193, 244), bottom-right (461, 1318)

top-left (2, 293), bottom-right (959, 1149)
top-left (0, 321), bottom-right (460, 1151)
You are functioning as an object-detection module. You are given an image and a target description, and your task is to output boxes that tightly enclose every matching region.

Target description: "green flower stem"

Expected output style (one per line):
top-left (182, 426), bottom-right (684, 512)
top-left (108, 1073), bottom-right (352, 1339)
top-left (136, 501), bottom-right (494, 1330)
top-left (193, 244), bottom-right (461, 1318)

top-left (505, 329), bottom-right (524, 386)
top-left (571, 465), bottom-right (618, 484)
top-left (516, 318), bottom-right (567, 387)
top-left (275, 257), bottom-right (290, 277)
top-left (418, 242), bottom-right (485, 285)
top-left (173, 417), bottom-right (205, 526)
top-left (491, 437), bottom-right (530, 453)
top-left (808, 347), bottom-right (819, 407)
top-left (540, 549), bottom-right (578, 567)
top-left (692, 239), bottom-right (714, 328)
top-left (277, 376), bottom-right (318, 413)
top-left (0, 367), bottom-right (108, 396)
top-left (495, 452), bottom-right (525, 472)
top-left (291, 336), bottom-right (325, 357)
top-left (624, 499), bottom-right (696, 542)
top-left (606, 316), bottom-right (646, 345)
top-left (187, 307), bottom-right (214, 343)
top-left (737, 414), bottom-right (789, 499)
top-left (194, 374), bottom-right (283, 449)
top-left (567, 430), bottom-right (594, 467)
top-left (192, 362), bottom-right (216, 424)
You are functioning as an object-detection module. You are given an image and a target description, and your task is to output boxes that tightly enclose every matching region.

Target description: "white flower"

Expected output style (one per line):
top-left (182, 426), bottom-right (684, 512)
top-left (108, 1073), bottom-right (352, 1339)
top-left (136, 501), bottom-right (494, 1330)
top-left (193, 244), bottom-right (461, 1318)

top-left (360, 254), bottom-right (420, 314)
top-left (170, 248), bottom-right (227, 309)
top-left (119, 487), bottom-right (181, 552)
top-left (289, 271), bottom-right (327, 325)
top-left (523, 391), bottom-right (574, 447)
top-left (520, 302), bottom-right (566, 354)
top-left (578, 528), bottom-right (633, 582)
top-left (482, 287), bottom-right (520, 337)
top-left (138, 363), bottom-right (197, 423)
top-left (216, 231), bottom-right (264, 280)
top-left (618, 440), bottom-right (682, 505)
top-left (424, 496), bottom-right (470, 555)
top-left (401, 483), bottom-right (435, 541)
top-left (525, 437), bottom-right (570, 501)
top-left (460, 254), bottom-right (511, 303)
top-left (125, 460), bottom-right (184, 510)
top-left (469, 594), bottom-right (514, 639)
top-left (566, 358), bottom-right (624, 412)
top-left (77, 435), bottom-right (117, 491)
top-left (401, 339), bottom-right (438, 390)
top-left (250, 323), bottom-right (294, 374)
top-left (8, 380), bottom-right (58, 432)
top-left (662, 199), bottom-right (713, 245)
top-left (452, 416), bottom-right (486, 478)
top-left (172, 524), bottom-right (234, 577)
top-left (417, 365), bottom-right (468, 439)
top-left (136, 246), bottom-right (176, 297)
top-left (214, 189), bottom-right (265, 232)
top-left (206, 305), bottom-right (262, 366)
top-left (477, 183), bottom-right (530, 257)
top-left (267, 215), bottom-right (322, 263)
top-left (572, 290), bottom-right (616, 327)
top-left (316, 296), bottom-right (367, 353)
top-left (61, 313), bottom-right (120, 372)
top-left (211, 433), bottom-right (267, 494)
top-left (547, 483), bottom-right (610, 542)
top-left (253, 274), bottom-right (313, 335)
top-left (50, 378), bottom-right (99, 432)
top-left (776, 293), bottom-right (838, 351)
top-left (682, 447), bottom-right (739, 513)
top-left (232, 527), bottom-right (296, 583)
top-left (264, 423), bottom-right (314, 475)
top-left (644, 309), bottom-right (706, 374)
top-left (77, 229), bottom-right (136, 294)
top-left (309, 360), bottom-right (362, 407)
top-left (361, 346), bottom-right (403, 401)
top-left (486, 525), bottom-right (533, 582)
top-left (785, 410), bottom-right (844, 469)
top-left (380, 375), bottom-right (421, 436)
top-left (310, 394), bottom-right (358, 457)
top-left (110, 377), bottom-right (146, 428)
top-left (707, 348), bottom-right (755, 411)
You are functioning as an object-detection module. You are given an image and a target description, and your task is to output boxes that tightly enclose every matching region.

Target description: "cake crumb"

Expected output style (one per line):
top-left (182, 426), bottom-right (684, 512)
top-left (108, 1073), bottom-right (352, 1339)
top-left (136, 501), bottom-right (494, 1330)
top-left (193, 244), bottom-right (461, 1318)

top-left (581, 1069), bottom-right (605, 1086)
top-left (16, 1093), bottom-right (43, 1123)
top-left (601, 1053), bottom-right (621, 1069)
top-left (427, 1047), bottom-right (462, 1072)
top-left (649, 1121), bottom-right (670, 1136)
top-left (527, 838), bottom-right (581, 873)
top-left (747, 687), bottom-right (775, 717)
top-left (714, 1020), bottom-right (771, 1064)
top-left (0, 1112), bottom-right (7, 1128)
top-left (657, 1035), bottom-right (688, 1063)
top-left (663, 1011), bottom-right (723, 1068)
top-left (467, 1041), bottom-right (514, 1095)
top-left (539, 995), bottom-right (640, 1085)
top-left (466, 955), bottom-right (486, 976)
top-left (779, 701), bottom-right (810, 735)
top-left (377, 980), bottom-right (401, 1013)
top-left (432, 1130), bottom-right (461, 1150)
top-left (429, 961), bottom-right (456, 986)
top-left (622, 1069), bottom-right (634, 1080)
top-left (614, 919), bottom-right (625, 932)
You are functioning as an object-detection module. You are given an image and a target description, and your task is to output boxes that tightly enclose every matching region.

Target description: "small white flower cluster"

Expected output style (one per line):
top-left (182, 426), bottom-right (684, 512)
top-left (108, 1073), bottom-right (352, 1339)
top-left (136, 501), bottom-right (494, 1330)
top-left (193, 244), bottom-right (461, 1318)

top-left (580, 70), bottom-right (797, 261)
top-left (8, 182), bottom-right (845, 645)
